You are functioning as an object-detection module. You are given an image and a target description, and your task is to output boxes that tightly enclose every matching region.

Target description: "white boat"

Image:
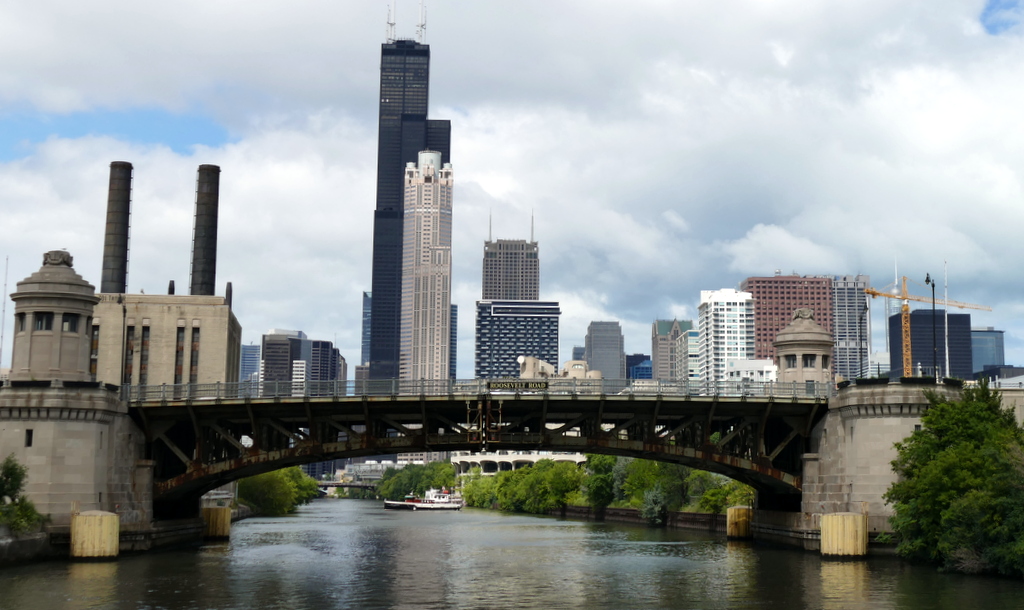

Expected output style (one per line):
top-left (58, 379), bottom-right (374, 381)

top-left (383, 488), bottom-right (464, 511)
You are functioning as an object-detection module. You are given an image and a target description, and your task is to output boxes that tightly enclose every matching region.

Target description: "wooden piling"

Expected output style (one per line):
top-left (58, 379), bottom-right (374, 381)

top-left (820, 512), bottom-right (868, 557)
top-left (726, 506), bottom-right (753, 540)
top-left (202, 506), bottom-right (232, 539)
top-left (70, 511), bottom-right (120, 559)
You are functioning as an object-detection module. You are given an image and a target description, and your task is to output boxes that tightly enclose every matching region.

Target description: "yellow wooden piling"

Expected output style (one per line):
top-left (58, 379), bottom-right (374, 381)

top-left (70, 511), bottom-right (120, 559)
top-left (820, 512), bottom-right (868, 557)
top-left (202, 506), bottom-right (232, 539)
top-left (726, 506), bottom-right (753, 540)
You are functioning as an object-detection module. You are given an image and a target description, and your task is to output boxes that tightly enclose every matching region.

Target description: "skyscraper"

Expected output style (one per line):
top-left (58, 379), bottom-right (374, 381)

top-left (888, 310), bottom-right (972, 378)
top-left (832, 275), bottom-right (871, 380)
top-left (972, 327), bottom-right (1005, 374)
top-left (399, 150), bottom-right (454, 381)
top-left (585, 321), bottom-right (625, 379)
top-left (698, 289), bottom-right (754, 384)
top-left (240, 343), bottom-right (261, 382)
top-left (475, 301), bottom-right (560, 378)
top-left (450, 304), bottom-right (458, 379)
top-left (361, 291), bottom-right (372, 366)
top-left (651, 319), bottom-right (692, 381)
top-left (740, 274), bottom-right (833, 362)
top-left (369, 39), bottom-right (451, 380)
top-left (482, 239), bottom-right (540, 300)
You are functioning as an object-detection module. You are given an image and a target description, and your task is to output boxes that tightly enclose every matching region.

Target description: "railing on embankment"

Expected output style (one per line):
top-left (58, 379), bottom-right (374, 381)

top-left (122, 378), bottom-right (833, 403)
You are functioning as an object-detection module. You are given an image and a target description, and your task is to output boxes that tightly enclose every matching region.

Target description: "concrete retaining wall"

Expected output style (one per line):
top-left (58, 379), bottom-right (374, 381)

top-left (553, 505), bottom-right (726, 533)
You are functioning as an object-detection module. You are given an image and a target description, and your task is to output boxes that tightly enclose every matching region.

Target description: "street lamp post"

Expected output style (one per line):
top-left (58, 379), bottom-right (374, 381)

top-left (925, 273), bottom-right (937, 381)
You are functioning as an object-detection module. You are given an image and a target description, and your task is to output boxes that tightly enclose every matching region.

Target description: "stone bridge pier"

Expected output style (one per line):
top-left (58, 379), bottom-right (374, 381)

top-left (752, 380), bottom-right (959, 549)
top-left (0, 252), bottom-right (187, 552)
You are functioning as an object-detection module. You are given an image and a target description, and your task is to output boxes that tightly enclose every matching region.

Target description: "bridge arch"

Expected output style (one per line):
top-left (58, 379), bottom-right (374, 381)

top-left (130, 383), bottom-right (826, 518)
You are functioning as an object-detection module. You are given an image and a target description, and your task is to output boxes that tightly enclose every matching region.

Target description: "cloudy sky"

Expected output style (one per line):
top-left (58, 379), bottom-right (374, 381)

top-left (1, 1), bottom-right (1022, 376)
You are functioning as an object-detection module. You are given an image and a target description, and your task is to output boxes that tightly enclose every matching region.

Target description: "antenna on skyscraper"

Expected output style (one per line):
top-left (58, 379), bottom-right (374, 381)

top-left (530, 209), bottom-right (535, 242)
top-left (416, 0), bottom-right (427, 43)
top-left (488, 210), bottom-right (493, 241)
top-left (386, 0), bottom-right (397, 43)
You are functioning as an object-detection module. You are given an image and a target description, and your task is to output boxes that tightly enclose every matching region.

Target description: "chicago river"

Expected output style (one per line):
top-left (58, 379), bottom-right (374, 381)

top-left (3, 500), bottom-right (1024, 609)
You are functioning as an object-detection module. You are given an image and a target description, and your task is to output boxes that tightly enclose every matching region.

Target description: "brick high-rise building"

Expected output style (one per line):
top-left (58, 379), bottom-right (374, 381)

top-left (740, 274), bottom-right (834, 363)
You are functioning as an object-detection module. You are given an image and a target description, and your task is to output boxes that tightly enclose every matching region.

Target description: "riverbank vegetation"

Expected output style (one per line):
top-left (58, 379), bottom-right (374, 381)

top-left (377, 462), bottom-right (455, 500)
top-left (237, 467), bottom-right (320, 516)
top-left (0, 454), bottom-right (45, 534)
top-left (456, 455), bottom-right (753, 525)
top-left (886, 382), bottom-right (1024, 577)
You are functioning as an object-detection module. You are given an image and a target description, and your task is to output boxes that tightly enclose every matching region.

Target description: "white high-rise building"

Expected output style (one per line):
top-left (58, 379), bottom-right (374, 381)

top-left (400, 150), bottom-right (454, 380)
top-left (672, 328), bottom-right (701, 381)
top-left (698, 289), bottom-right (754, 384)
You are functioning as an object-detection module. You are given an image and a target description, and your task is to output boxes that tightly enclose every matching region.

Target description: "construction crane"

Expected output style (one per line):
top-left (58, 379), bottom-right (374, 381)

top-left (865, 276), bottom-right (991, 378)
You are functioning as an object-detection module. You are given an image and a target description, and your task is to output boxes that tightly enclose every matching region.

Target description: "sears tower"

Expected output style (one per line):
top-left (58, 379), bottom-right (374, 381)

top-left (369, 38), bottom-right (451, 379)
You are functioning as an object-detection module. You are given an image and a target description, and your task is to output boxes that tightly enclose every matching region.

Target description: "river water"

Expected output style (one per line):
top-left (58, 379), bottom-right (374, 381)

top-left (3, 500), bottom-right (1024, 609)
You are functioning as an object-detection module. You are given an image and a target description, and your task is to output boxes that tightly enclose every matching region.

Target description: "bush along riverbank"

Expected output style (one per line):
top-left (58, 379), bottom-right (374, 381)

top-left (236, 467), bottom-right (320, 516)
top-left (457, 455), bottom-right (753, 527)
top-left (1, 454), bottom-right (54, 567)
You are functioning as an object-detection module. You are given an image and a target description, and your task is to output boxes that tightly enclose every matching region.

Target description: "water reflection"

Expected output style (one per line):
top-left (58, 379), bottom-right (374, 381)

top-left (3, 501), bottom-right (1024, 610)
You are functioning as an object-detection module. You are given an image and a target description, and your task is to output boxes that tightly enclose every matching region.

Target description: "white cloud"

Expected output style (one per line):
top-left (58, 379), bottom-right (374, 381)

top-left (3, 1), bottom-right (1024, 370)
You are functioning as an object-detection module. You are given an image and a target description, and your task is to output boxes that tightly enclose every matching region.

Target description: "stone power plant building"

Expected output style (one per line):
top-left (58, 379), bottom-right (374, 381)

top-left (90, 161), bottom-right (242, 387)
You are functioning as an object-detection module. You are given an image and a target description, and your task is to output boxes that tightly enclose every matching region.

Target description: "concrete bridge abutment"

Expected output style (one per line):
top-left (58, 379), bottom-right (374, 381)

top-left (756, 380), bottom-right (961, 550)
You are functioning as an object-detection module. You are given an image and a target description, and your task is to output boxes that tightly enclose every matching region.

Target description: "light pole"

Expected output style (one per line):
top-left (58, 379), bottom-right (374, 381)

top-left (925, 273), bottom-right (937, 381)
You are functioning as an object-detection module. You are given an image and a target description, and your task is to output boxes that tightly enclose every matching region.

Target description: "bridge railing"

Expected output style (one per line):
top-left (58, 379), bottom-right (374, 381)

top-left (122, 378), bottom-right (834, 402)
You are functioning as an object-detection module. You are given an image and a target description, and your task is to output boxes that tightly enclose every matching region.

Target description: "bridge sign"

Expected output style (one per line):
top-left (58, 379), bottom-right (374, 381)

top-left (486, 380), bottom-right (549, 391)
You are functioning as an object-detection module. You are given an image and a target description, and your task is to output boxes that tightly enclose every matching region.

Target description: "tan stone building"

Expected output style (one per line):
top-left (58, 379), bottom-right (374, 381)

top-left (92, 293), bottom-right (242, 386)
top-left (1, 251), bottom-right (151, 526)
top-left (399, 150), bottom-right (454, 381)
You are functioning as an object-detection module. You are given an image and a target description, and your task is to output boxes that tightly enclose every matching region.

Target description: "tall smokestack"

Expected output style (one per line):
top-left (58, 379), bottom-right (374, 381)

top-left (190, 164), bottom-right (220, 296)
top-left (101, 161), bottom-right (133, 293)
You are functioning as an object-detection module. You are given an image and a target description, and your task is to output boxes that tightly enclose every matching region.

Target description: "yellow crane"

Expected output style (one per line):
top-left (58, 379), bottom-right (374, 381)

top-left (865, 276), bottom-right (991, 378)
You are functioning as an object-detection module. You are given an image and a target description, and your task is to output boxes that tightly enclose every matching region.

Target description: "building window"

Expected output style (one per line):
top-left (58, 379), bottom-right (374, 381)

top-left (785, 354), bottom-right (797, 369)
top-left (174, 327), bottom-right (185, 385)
top-left (90, 324), bottom-right (100, 382)
top-left (34, 312), bottom-right (54, 331)
top-left (802, 354), bottom-right (817, 368)
top-left (25, 429), bottom-right (33, 447)
top-left (139, 326), bottom-right (150, 386)
top-left (189, 328), bottom-right (201, 384)
top-left (124, 326), bottom-right (135, 385)
top-left (62, 313), bottom-right (80, 333)
top-left (16, 313), bottom-right (26, 332)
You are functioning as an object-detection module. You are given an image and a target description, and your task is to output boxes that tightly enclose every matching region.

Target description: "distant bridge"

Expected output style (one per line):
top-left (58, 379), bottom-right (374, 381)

top-left (125, 379), bottom-right (831, 518)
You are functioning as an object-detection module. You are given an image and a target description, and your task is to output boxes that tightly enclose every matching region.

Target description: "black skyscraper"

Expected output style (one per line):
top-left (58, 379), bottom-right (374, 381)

top-left (369, 40), bottom-right (451, 379)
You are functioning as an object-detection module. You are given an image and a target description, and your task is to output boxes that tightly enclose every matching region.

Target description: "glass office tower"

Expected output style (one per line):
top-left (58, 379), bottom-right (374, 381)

top-left (369, 39), bottom-right (451, 379)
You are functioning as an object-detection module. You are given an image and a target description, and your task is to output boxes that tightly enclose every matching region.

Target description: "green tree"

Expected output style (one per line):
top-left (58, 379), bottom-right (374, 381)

top-left (621, 459), bottom-right (691, 511)
top-left (461, 468), bottom-right (498, 508)
top-left (238, 470), bottom-right (297, 516)
top-left (885, 381), bottom-right (1024, 576)
top-left (640, 485), bottom-right (668, 526)
top-left (0, 454), bottom-right (28, 501)
top-left (378, 462), bottom-right (457, 501)
top-left (282, 467), bottom-right (320, 505)
top-left (584, 454), bottom-right (616, 510)
top-left (0, 454), bottom-right (44, 534)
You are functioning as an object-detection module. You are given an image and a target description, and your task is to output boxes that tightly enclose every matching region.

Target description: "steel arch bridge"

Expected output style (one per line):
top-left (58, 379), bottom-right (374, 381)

top-left (125, 379), bottom-right (829, 518)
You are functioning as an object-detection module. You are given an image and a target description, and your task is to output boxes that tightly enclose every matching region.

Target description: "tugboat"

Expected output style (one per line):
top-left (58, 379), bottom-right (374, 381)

top-left (383, 488), bottom-right (464, 511)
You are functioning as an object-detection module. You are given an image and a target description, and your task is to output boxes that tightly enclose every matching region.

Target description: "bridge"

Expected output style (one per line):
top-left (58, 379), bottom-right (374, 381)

top-left (124, 378), bottom-right (830, 517)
